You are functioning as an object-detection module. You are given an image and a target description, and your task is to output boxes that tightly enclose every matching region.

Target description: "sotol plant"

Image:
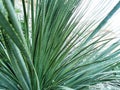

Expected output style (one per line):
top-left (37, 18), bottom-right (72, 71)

top-left (0, 0), bottom-right (120, 90)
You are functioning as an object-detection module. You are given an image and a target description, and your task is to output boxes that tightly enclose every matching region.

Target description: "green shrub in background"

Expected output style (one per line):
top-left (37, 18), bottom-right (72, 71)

top-left (0, 0), bottom-right (120, 90)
